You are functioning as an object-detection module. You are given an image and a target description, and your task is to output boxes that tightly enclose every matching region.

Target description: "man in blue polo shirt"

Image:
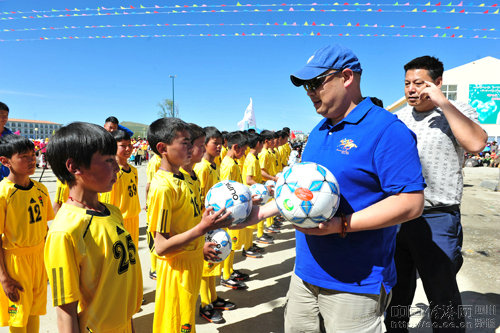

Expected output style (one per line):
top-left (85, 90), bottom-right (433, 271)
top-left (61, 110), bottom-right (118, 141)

top-left (238, 44), bottom-right (426, 332)
top-left (0, 102), bottom-right (13, 181)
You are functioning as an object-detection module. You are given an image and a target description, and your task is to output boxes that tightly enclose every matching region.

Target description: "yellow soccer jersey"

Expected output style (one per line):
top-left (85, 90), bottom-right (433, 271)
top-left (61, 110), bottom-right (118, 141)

top-left (273, 148), bottom-right (282, 173)
top-left (220, 156), bottom-right (243, 183)
top-left (54, 179), bottom-right (69, 205)
top-left (101, 165), bottom-right (141, 219)
top-left (0, 179), bottom-right (54, 250)
top-left (258, 149), bottom-right (275, 177)
top-left (193, 159), bottom-right (220, 204)
top-left (44, 203), bottom-right (142, 332)
top-left (147, 170), bottom-right (203, 256)
top-left (180, 168), bottom-right (203, 212)
top-left (220, 146), bottom-right (228, 162)
top-left (147, 153), bottom-right (162, 183)
top-left (242, 152), bottom-right (263, 185)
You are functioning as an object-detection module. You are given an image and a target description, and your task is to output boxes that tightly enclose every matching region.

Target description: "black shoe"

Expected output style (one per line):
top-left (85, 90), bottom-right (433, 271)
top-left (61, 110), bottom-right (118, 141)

top-left (242, 248), bottom-right (263, 258)
top-left (230, 270), bottom-right (250, 281)
top-left (199, 304), bottom-right (225, 323)
top-left (250, 244), bottom-right (265, 253)
top-left (255, 235), bottom-right (274, 244)
top-left (220, 277), bottom-right (248, 289)
top-left (265, 225), bottom-right (281, 234)
top-left (149, 270), bottom-right (157, 280)
top-left (212, 297), bottom-right (237, 310)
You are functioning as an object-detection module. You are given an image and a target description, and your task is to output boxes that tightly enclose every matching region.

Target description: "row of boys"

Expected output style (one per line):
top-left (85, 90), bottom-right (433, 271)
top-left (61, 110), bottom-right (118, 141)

top-left (0, 118), bottom-right (290, 332)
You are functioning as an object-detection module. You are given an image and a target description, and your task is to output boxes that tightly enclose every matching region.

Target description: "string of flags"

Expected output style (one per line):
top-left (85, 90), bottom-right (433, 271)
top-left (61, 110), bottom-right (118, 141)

top-left (1, 2), bottom-right (499, 16)
top-left (1, 32), bottom-right (498, 43)
top-left (1, 21), bottom-right (496, 33)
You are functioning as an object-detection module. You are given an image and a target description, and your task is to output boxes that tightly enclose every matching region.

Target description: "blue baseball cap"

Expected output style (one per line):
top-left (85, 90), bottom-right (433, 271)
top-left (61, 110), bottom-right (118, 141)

top-left (290, 44), bottom-right (363, 86)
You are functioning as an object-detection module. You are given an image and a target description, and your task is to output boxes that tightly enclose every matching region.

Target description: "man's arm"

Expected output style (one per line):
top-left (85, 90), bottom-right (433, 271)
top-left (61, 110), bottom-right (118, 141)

top-left (422, 81), bottom-right (487, 153)
top-left (297, 191), bottom-right (424, 236)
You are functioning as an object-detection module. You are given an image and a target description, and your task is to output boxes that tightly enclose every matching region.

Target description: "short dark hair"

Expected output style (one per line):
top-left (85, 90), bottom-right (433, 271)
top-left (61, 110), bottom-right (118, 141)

top-left (0, 102), bottom-right (9, 113)
top-left (370, 97), bottom-right (384, 108)
top-left (47, 122), bottom-right (117, 185)
top-left (188, 123), bottom-right (206, 143)
top-left (0, 135), bottom-right (34, 158)
top-left (260, 130), bottom-right (274, 142)
top-left (203, 126), bottom-right (222, 144)
top-left (227, 131), bottom-right (247, 149)
top-left (247, 128), bottom-right (256, 134)
top-left (105, 116), bottom-right (119, 124)
top-left (282, 127), bottom-right (290, 134)
top-left (404, 56), bottom-right (444, 81)
top-left (111, 129), bottom-right (131, 142)
top-left (247, 132), bottom-right (263, 149)
top-left (147, 117), bottom-right (190, 155)
top-left (273, 131), bottom-right (281, 139)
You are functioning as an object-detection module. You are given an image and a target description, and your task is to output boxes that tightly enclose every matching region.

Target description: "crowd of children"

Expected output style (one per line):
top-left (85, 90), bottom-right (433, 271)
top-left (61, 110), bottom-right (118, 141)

top-left (0, 113), bottom-right (293, 332)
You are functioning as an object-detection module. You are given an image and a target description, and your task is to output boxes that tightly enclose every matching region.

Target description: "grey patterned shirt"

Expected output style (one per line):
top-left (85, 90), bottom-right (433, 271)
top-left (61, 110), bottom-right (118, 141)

top-left (396, 101), bottom-right (479, 207)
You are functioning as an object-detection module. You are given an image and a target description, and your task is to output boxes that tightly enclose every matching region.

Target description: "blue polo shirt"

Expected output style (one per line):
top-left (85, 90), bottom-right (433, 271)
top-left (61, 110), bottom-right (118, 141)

top-left (298, 97), bottom-right (425, 294)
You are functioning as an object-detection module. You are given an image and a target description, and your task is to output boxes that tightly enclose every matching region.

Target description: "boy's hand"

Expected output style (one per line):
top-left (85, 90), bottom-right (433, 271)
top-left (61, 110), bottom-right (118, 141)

top-left (251, 194), bottom-right (263, 206)
top-left (203, 241), bottom-right (221, 262)
top-left (200, 206), bottom-right (233, 233)
top-left (1, 276), bottom-right (24, 302)
top-left (266, 185), bottom-right (274, 197)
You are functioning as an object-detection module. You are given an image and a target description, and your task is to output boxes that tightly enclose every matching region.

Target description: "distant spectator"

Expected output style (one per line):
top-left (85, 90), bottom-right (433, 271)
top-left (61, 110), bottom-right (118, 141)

top-left (104, 116), bottom-right (134, 137)
top-left (491, 141), bottom-right (498, 154)
top-left (0, 102), bottom-right (13, 181)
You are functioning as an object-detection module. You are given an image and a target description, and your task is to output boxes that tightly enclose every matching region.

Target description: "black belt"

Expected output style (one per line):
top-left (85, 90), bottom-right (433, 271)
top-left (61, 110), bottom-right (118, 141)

top-left (423, 204), bottom-right (460, 214)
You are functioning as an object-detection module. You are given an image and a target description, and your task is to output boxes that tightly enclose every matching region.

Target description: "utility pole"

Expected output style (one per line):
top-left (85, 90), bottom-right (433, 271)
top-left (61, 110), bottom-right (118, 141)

top-left (169, 75), bottom-right (176, 117)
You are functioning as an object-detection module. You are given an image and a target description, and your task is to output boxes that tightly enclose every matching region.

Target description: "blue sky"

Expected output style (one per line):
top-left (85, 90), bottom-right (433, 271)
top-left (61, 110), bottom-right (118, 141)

top-left (1, 0), bottom-right (499, 133)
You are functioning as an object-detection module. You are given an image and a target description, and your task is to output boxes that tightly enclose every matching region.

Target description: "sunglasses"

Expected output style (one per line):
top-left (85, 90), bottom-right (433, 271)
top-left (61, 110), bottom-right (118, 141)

top-left (303, 70), bottom-right (341, 92)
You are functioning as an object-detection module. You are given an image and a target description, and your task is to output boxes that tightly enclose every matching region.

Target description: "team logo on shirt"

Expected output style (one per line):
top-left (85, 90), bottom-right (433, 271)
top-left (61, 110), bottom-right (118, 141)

top-left (180, 323), bottom-right (192, 333)
top-left (8, 304), bottom-right (17, 316)
top-left (232, 236), bottom-right (238, 243)
top-left (337, 138), bottom-right (358, 155)
top-left (38, 195), bottom-right (44, 206)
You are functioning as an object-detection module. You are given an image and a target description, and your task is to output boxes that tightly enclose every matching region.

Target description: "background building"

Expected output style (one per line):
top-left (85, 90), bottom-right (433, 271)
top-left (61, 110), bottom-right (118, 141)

top-left (387, 56), bottom-right (500, 142)
top-left (5, 118), bottom-right (62, 140)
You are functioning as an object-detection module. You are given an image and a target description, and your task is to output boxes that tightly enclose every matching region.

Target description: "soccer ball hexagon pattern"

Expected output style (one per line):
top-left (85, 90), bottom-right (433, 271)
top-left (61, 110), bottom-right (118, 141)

top-left (205, 228), bottom-right (232, 263)
top-left (249, 183), bottom-right (271, 205)
top-left (275, 162), bottom-right (340, 228)
top-left (205, 180), bottom-right (253, 225)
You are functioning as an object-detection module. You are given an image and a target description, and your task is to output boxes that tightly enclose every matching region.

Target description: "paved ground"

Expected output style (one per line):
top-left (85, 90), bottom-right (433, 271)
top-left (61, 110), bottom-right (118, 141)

top-left (1, 164), bottom-right (499, 332)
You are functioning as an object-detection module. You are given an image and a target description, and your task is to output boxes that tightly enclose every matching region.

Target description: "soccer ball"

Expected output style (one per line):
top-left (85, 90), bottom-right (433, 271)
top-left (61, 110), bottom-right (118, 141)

top-left (274, 162), bottom-right (340, 228)
top-left (265, 179), bottom-right (276, 188)
top-left (205, 180), bottom-right (253, 225)
top-left (249, 183), bottom-right (271, 205)
top-left (205, 229), bottom-right (232, 263)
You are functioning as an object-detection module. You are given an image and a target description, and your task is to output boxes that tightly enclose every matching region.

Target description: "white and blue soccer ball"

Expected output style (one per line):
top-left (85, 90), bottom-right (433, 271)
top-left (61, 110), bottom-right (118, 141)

top-left (205, 180), bottom-right (253, 225)
top-left (249, 183), bottom-right (271, 205)
top-left (265, 179), bottom-right (276, 188)
top-left (205, 228), bottom-right (232, 263)
top-left (274, 162), bottom-right (340, 228)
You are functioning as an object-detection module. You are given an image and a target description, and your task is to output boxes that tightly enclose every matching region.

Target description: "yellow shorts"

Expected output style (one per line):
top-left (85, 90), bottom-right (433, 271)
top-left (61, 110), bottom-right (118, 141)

top-left (153, 249), bottom-right (203, 333)
top-left (202, 259), bottom-right (222, 277)
top-left (87, 321), bottom-right (132, 333)
top-left (0, 242), bottom-right (47, 327)
top-left (123, 216), bottom-right (139, 247)
top-left (227, 229), bottom-right (246, 252)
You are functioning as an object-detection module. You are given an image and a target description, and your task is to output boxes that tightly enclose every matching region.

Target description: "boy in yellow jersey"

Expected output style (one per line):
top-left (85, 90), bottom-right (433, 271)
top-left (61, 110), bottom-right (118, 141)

top-left (258, 130), bottom-right (282, 234)
top-left (219, 131), bottom-right (250, 289)
top-left (52, 179), bottom-right (69, 215)
top-left (44, 122), bottom-right (142, 332)
top-left (219, 131), bottom-right (228, 165)
top-left (242, 132), bottom-right (271, 257)
top-left (147, 118), bottom-right (231, 333)
top-left (100, 130), bottom-right (141, 246)
top-left (0, 135), bottom-right (54, 333)
top-left (145, 152), bottom-right (161, 280)
top-left (193, 127), bottom-right (236, 323)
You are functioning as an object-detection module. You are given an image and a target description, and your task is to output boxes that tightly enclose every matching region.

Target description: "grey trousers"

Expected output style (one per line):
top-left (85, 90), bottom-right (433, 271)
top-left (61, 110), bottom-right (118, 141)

top-left (284, 272), bottom-right (391, 333)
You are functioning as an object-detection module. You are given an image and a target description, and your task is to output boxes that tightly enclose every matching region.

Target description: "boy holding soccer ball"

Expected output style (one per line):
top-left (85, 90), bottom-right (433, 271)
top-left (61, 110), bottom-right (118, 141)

top-left (147, 118), bottom-right (232, 333)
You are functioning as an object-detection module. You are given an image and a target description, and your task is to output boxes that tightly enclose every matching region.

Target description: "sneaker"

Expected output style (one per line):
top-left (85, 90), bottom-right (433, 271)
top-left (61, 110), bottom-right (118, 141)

top-left (220, 277), bottom-right (248, 290)
top-left (230, 270), bottom-right (250, 281)
top-left (265, 225), bottom-right (281, 234)
top-left (250, 244), bottom-right (265, 253)
top-left (149, 270), bottom-right (157, 280)
top-left (212, 297), bottom-right (237, 310)
top-left (242, 248), bottom-right (263, 259)
top-left (199, 304), bottom-right (225, 324)
top-left (255, 235), bottom-right (274, 245)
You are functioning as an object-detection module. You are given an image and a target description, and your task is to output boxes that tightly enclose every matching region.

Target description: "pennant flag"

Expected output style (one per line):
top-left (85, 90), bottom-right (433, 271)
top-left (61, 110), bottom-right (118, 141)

top-left (238, 98), bottom-right (256, 130)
